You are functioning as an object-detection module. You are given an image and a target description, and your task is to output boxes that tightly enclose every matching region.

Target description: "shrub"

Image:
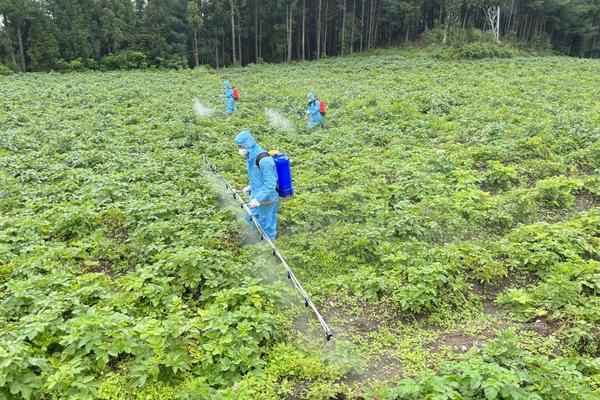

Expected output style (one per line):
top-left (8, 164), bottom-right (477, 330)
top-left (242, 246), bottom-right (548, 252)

top-left (534, 176), bottom-right (583, 209)
top-left (0, 64), bottom-right (13, 76)
top-left (67, 58), bottom-right (87, 72)
top-left (155, 56), bottom-right (188, 70)
top-left (435, 42), bottom-right (515, 60)
top-left (485, 161), bottom-right (519, 191)
top-left (101, 51), bottom-right (148, 70)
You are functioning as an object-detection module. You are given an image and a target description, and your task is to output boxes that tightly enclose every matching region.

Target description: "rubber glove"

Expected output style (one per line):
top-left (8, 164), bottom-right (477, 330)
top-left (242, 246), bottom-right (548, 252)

top-left (248, 198), bottom-right (260, 208)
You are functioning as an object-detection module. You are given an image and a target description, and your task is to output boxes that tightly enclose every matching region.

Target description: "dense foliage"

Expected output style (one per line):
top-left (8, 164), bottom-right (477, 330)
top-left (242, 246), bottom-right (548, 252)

top-left (1, 0), bottom-right (600, 73)
top-left (1, 52), bottom-right (600, 398)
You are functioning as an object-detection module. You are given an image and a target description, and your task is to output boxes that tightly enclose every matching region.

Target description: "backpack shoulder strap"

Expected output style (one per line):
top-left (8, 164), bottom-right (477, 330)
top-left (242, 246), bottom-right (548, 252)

top-left (255, 152), bottom-right (270, 168)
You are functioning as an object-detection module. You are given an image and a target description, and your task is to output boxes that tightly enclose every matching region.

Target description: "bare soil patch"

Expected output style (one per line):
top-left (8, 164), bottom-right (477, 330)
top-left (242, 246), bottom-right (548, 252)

top-left (82, 258), bottom-right (116, 278)
top-left (343, 353), bottom-right (403, 386)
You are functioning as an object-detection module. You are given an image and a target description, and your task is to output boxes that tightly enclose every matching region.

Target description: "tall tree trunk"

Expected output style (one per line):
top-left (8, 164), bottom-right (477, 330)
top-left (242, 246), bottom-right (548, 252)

top-left (341, 0), bottom-right (346, 56)
top-left (317, 0), bottom-right (322, 58)
top-left (255, 0), bottom-right (259, 61)
top-left (2, 15), bottom-right (17, 66)
top-left (323, 0), bottom-right (328, 56)
top-left (307, 20), bottom-right (311, 58)
top-left (350, 0), bottom-right (356, 53)
top-left (302, 0), bottom-right (306, 60)
top-left (17, 24), bottom-right (26, 72)
top-left (360, 0), bottom-right (365, 51)
top-left (297, 21), bottom-right (302, 58)
top-left (238, 20), bottom-right (242, 65)
top-left (230, 0), bottom-right (237, 64)
top-left (259, 19), bottom-right (262, 59)
top-left (371, 0), bottom-right (377, 48)
top-left (193, 28), bottom-right (199, 67)
top-left (404, 16), bottom-right (410, 44)
top-left (506, 0), bottom-right (516, 35)
top-left (373, 0), bottom-right (382, 48)
top-left (526, 15), bottom-right (533, 41)
top-left (542, 16), bottom-right (548, 34)
top-left (286, 3), bottom-right (293, 62)
top-left (529, 15), bottom-right (535, 40)
top-left (222, 31), bottom-right (226, 63)
top-left (215, 45), bottom-right (219, 68)
top-left (367, 0), bottom-right (373, 48)
top-left (519, 16), bottom-right (527, 40)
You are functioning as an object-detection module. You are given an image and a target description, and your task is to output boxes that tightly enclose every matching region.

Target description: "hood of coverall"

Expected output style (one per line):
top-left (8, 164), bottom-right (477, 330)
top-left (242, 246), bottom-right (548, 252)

top-left (224, 80), bottom-right (233, 89)
top-left (307, 92), bottom-right (316, 101)
top-left (235, 131), bottom-right (265, 160)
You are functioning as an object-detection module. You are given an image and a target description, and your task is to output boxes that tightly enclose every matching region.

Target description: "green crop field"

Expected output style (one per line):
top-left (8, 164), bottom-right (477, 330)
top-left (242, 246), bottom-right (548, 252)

top-left (1, 52), bottom-right (600, 399)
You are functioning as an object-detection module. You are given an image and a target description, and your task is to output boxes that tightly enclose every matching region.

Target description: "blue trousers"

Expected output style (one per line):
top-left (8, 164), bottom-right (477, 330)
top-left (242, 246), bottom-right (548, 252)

top-left (246, 202), bottom-right (279, 240)
top-left (308, 113), bottom-right (324, 128)
top-left (226, 98), bottom-right (237, 114)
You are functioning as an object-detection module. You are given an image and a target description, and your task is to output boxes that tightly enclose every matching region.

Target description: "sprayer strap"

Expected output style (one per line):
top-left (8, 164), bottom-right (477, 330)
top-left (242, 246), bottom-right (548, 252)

top-left (255, 152), bottom-right (270, 168)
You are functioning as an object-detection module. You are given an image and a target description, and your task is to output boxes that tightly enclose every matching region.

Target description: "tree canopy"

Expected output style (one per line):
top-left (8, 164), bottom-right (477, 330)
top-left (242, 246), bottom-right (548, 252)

top-left (0, 0), bottom-right (599, 71)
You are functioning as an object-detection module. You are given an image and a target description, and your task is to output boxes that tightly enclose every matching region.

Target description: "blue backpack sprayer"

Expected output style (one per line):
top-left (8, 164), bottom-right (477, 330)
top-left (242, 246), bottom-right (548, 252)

top-left (202, 155), bottom-right (333, 341)
top-left (255, 150), bottom-right (294, 199)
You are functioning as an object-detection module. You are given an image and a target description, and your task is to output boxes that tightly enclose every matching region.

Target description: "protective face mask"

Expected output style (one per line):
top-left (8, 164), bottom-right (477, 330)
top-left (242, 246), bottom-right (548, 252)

top-left (239, 148), bottom-right (248, 157)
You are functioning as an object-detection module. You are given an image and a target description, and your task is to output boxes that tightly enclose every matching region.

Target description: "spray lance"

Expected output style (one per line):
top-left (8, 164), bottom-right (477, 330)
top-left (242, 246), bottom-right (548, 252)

top-left (282, 106), bottom-right (308, 117)
top-left (202, 156), bottom-right (333, 341)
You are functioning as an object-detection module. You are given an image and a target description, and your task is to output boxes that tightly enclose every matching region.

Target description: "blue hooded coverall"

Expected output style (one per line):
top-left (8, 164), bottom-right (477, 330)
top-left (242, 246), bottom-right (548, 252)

top-left (235, 131), bottom-right (280, 240)
top-left (306, 92), bottom-right (324, 129)
top-left (222, 80), bottom-right (237, 114)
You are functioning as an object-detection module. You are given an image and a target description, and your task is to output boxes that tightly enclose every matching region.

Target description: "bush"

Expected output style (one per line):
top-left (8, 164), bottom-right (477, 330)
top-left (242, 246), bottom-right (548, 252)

top-left (67, 57), bottom-right (86, 72)
top-left (101, 51), bottom-right (148, 70)
top-left (485, 161), bottom-right (519, 191)
top-left (0, 64), bottom-right (14, 76)
top-left (434, 42), bottom-right (515, 60)
top-left (422, 28), bottom-right (446, 45)
top-left (155, 56), bottom-right (188, 70)
top-left (534, 176), bottom-right (583, 209)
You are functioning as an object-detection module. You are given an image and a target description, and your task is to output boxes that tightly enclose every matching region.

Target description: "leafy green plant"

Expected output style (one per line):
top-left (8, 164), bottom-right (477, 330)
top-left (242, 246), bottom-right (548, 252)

top-left (101, 51), bottom-right (149, 70)
top-left (485, 161), bottom-right (519, 191)
top-left (381, 329), bottom-right (600, 400)
top-left (534, 176), bottom-right (583, 208)
top-left (434, 42), bottom-right (515, 59)
top-left (0, 64), bottom-right (13, 76)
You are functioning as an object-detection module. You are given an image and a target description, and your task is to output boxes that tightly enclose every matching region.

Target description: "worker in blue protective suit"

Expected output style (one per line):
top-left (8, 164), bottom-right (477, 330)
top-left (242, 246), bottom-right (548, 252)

top-left (221, 80), bottom-right (237, 114)
top-left (235, 130), bottom-right (280, 240)
top-left (306, 92), bottom-right (324, 129)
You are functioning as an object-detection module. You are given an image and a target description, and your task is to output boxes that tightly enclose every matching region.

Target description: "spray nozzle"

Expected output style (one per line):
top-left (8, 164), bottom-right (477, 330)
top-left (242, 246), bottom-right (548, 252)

top-left (326, 332), bottom-right (333, 341)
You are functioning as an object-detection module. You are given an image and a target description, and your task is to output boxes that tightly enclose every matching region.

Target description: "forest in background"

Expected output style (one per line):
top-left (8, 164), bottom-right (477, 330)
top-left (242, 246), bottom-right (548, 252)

top-left (0, 0), bottom-right (599, 72)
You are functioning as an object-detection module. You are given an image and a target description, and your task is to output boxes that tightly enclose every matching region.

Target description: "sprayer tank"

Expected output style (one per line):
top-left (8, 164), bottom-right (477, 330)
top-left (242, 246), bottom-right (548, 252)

top-left (272, 153), bottom-right (294, 197)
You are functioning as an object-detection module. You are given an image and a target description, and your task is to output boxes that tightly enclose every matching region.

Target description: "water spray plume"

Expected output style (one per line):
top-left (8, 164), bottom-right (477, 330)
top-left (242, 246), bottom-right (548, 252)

top-left (193, 98), bottom-right (215, 117)
top-left (265, 108), bottom-right (295, 132)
